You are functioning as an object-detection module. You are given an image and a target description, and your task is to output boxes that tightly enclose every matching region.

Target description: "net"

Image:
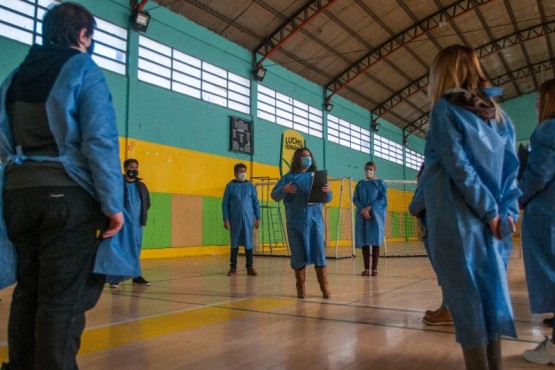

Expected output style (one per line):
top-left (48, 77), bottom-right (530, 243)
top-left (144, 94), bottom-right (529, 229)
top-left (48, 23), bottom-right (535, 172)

top-left (382, 180), bottom-right (426, 257)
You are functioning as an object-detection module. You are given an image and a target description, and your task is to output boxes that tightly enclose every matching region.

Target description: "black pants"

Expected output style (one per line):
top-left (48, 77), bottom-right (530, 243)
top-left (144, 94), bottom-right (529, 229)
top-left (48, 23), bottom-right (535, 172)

top-left (230, 247), bottom-right (254, 269)
top-left (3, 186), bottom-right (106, 370)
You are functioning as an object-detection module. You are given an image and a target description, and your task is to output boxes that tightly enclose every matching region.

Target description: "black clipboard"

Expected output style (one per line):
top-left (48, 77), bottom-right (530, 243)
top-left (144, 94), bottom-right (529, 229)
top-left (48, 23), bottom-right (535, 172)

top-left (308, 170), bottom-right (328, 203)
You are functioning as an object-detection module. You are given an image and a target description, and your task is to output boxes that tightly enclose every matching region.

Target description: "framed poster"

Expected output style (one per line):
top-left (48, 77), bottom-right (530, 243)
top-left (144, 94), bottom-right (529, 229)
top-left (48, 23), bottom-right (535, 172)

top-left (229, 116), bottom-right (253, 154)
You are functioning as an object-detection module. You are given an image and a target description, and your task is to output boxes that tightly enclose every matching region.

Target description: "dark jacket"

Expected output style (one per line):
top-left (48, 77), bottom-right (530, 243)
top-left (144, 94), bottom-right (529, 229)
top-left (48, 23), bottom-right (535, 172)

top-left (124, 176), bottom-right (151, 226)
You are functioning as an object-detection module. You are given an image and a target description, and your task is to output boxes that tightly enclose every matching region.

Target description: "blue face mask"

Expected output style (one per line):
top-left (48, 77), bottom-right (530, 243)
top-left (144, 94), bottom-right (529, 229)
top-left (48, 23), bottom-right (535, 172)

top-left (301, 156), bottom-right (312, 169)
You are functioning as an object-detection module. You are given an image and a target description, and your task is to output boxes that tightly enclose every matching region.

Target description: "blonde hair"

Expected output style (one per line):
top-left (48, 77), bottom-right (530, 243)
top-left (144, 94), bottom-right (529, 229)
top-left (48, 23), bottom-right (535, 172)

top-left (537, 79), bottom-right (555, 123)
top-left (428, 45), bottom-right (503, 121)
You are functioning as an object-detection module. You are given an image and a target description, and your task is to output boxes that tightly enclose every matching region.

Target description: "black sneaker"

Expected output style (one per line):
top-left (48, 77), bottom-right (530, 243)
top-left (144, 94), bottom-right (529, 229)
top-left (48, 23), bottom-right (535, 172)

top-left (132, 276), bottom-right (151, 286)
top-left (543, 316), bottom-right (554, 327)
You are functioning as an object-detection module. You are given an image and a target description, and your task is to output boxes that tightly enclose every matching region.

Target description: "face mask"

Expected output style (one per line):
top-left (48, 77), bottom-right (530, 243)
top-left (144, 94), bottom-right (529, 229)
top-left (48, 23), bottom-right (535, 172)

top-left (86, 39), bottom-right (95, 55)
top-left (301, 156), bottom-right (312, 169)
top-left (126, 169), bottom-right (138, 179)
top-left (366, 170), bottom-right (375, 178)
top-left (237, 172), bottom-right (247, 181)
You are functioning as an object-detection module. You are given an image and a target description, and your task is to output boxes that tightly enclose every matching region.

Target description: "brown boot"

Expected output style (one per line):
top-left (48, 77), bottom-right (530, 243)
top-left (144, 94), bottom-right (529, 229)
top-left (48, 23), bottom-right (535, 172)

top-left (294, 267), bottom-right (306, 298)
top-left (315, 266), bottom-right (331, 299)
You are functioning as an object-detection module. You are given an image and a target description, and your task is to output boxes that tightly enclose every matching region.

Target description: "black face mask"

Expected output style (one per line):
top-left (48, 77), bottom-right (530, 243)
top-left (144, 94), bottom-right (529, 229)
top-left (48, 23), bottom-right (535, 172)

top-left (86, 39), bottom-right (95, 55)
top-left (126, 169), bottom-right (138, 179)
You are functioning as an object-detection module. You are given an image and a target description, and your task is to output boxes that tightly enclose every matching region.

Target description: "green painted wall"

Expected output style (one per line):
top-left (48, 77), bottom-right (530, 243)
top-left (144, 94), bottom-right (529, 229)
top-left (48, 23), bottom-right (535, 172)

top-left (143, 193), bottom-right (172, 249)
top-left (501, 92), bottom-right (537, 142)
top-left (202, 196), bottom-right (230, 246)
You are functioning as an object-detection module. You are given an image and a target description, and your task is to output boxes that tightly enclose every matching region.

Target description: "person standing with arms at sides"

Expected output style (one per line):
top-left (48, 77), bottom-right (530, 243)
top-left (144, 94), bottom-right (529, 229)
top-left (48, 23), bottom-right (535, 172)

top-left (420, 45), bottom-right (520, 370)
top-left (271, 148), bottom-right (332, 299)
top-left (519, 79), bottom-right (555, 366)
top-left (0, 3), bottom-right (124, 369)
top-left (109, 158), bottom-right (151, 288)
top-left (353, 161), bottom-right (387, 276)
top-left (222, 163), bottom-right (260, 276)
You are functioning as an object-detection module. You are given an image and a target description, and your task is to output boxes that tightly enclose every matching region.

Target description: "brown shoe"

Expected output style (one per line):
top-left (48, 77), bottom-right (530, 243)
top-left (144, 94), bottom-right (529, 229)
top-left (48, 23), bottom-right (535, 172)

top-left (227, 267), bottom-right (237, 276)
top-left (371, 269), bottom-right (378, 276)
top-left (425, 305), bottom-right (444, 317)
top-left (247, 268), bottom-right (257, 276)
top-left (361, 269), bottom-right (370, 276)
top-left (422, 306), bottom-right (453, 326)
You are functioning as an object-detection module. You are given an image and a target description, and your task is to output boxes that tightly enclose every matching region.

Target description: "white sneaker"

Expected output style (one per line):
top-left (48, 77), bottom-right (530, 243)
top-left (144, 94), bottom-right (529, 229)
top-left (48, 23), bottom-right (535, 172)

top-left (523, 336), bottom-right (555, 365)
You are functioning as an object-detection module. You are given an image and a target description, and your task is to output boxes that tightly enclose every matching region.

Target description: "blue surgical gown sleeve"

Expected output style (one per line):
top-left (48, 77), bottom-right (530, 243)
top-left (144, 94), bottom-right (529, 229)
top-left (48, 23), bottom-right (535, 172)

top-left (519, 119), bottom-right (555, 206)
top-left (251, 183), bottom-right (261, 220)
top-left (271, 175), bottom-right (288, 202)
top-left (353, 182), bottom-right (364, 209)
top-left (498, 114), bottom-right (521, 221)
top-left (222, 183), bottom-right (231, 221)
top-left (409, 181), bottom-right (425, 216)
top-left (430, 104), bottom-right (498, 222)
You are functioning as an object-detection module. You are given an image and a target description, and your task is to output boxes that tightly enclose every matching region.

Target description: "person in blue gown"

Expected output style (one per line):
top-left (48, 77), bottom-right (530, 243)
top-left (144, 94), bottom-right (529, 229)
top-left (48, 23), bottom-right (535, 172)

top-left (0, 3), bottom-right (123, 369)
top-left (420, 45), bottom-right (520, 370)
top-left (519, 79), bottom-right (555, 366)
top-left (271, 148), bottom-right (332, 298)
top-left (222, 163), bottom-right (260, 276)
top-left (353, 161), bottom-right (387, 276)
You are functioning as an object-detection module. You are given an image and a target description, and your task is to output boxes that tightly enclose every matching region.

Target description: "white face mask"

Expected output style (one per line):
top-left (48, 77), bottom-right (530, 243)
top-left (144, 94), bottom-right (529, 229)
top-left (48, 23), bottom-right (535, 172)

top-left (365, 170), bottom-right (375, 178)
top-left (237, 172), bottom-right (247, 181)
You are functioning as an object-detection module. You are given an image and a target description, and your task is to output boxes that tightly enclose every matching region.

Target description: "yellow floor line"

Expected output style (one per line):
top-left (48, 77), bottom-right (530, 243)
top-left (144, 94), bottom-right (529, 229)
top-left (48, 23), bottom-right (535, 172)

top-left (0, 297), bottom-right (294, 360)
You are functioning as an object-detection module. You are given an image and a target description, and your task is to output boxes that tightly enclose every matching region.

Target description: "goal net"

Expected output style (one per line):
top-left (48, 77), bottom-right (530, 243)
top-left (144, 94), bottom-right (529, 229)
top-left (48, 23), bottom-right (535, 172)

top-left (382, 180), bottom-right (426, 257)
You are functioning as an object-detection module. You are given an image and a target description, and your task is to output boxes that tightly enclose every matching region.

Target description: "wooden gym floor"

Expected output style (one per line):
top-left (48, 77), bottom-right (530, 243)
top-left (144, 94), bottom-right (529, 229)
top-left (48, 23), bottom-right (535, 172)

top-left (0, 248), bottom-right (549, 369)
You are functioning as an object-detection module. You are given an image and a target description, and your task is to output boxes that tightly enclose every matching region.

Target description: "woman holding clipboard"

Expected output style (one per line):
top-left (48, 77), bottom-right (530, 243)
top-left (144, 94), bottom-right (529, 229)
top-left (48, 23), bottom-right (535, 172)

top-left (271, 147), bottom-right (332, 299)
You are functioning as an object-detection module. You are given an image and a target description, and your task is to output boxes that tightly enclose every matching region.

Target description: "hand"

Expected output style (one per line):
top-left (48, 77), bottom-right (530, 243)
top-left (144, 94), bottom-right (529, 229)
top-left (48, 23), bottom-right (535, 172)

top-left (322, 183), bottom-right (330, 193)
top-left (254, 219), bottom-right (260, 229)
top-left (284, 182), bottom-right (297, 193)
top-left (507, 215), bottom-right (516, 234)
top-left (488, 214), bottom-right (501, 240)
top-left (224, 220), bottom-right (230, 230)
top-left (102, 212), bottom-right (124, 238)
top-left (361, 206), bottom-right (372, 220)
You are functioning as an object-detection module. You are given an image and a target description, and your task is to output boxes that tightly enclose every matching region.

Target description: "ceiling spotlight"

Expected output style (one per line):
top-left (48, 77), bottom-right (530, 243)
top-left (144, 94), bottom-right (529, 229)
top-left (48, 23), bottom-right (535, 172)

top-left (131, 10), bottom-right (151, 32)
top-left (324, 103), bottom-right (334, 112)
top-left (371, 121), bottom-right (380, 132)
top-left (253, 66), bottom-right (266, 82)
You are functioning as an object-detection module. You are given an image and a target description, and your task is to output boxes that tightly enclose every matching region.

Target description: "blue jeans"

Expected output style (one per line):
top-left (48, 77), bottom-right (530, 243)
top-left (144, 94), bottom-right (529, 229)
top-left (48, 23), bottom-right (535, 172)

top-left (3, 186), bottom-right (106, 370)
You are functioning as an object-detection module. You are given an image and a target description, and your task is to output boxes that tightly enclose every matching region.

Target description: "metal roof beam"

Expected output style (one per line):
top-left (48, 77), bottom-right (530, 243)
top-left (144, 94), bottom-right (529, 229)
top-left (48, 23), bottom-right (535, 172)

top-left (324, 0), bottom-right (494, 104)
top-left (372, 20), bottom-right (555, 118)
top-left (254, 0), bottom-right (336, 68)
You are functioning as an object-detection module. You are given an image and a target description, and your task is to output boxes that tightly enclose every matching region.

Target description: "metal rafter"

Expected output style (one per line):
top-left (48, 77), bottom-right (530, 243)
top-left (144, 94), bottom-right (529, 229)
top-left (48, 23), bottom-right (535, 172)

top-left (404, 59), bottom-right (554, 138)
top-left (503, 0), bottom-right (538, 90)
top-left (372, 20), bottom-right (555, 118)
top-left (479, 4), bottom-right (519, 95)
top-left (537, 0), bottom-right (555, 67)
top-left (491, 58), bottom-right (554, 86)
top-left (324, 0), bottom-right (494, 104)
top-left (254, 0), bottom-right (337, 68)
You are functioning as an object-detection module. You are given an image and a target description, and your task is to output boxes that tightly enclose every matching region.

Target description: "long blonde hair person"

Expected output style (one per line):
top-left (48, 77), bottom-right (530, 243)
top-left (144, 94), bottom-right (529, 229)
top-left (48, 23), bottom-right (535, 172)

top-left (428, 45), bottom-right (503, 122)
top-left (537, 78), bottom-right (555, 123)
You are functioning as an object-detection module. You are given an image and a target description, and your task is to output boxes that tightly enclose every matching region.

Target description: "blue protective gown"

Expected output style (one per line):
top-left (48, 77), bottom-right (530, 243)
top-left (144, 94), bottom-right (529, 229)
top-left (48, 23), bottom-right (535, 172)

top-left (421, 96), bottom-right (520, 348)
top-left (222, 180), bottom-right (260, 249)
top-left (0, 53), bottom-right (123, 288)
top-left (353, 179), bottom-right (387, 247)
top-left (518, 117), bottom-right (555, 314)
top-left (271, 171), bottom-right (332, 269)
